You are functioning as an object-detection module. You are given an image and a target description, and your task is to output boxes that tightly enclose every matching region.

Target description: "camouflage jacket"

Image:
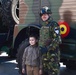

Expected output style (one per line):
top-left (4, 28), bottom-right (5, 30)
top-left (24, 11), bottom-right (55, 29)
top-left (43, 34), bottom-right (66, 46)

top-left (39, 18), bottom-right (62, 51)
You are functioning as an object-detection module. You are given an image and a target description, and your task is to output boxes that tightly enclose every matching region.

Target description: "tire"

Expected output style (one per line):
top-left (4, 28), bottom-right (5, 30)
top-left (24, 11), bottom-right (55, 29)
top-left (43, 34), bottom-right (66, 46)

top-left (66, 62), bottom-right (76, 70)
top-left (8, 48), bottom-right (16, 58)
top-left (1, 0), bottom-right (16, 26)
top-left (64, 61), bottom-right (76, 70)
top-left (0, 0), bottom-right (19, 29)
top-left (17, 39), bottom-right (29, 75)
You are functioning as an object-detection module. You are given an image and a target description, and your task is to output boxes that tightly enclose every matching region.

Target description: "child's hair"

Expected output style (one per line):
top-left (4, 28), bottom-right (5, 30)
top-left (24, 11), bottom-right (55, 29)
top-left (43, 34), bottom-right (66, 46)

top-left (29, 35), bottom-right (38, 40)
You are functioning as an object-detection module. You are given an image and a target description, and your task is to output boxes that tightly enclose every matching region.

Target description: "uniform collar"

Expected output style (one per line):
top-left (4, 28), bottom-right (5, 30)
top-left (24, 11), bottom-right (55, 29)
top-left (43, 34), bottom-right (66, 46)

top-left (41, 17), bottom-right (53, 26)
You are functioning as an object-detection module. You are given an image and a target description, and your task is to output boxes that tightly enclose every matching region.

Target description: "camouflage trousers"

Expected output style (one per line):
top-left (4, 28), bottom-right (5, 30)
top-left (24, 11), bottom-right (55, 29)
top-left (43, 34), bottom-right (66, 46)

top-left (43, 61), bottom-right (60, 75)
top-left (42, 47), bottom-right (60, 75)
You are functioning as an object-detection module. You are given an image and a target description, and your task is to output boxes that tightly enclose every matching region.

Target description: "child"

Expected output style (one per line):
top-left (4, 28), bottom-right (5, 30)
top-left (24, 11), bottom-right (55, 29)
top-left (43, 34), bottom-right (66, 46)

top-left (22, 35), bottom-right (42, 75)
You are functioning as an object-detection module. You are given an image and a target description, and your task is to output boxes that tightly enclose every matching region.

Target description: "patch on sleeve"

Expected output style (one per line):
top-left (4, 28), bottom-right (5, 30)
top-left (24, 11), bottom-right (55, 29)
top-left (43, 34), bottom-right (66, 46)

top-left (54, 27), bottom-right (59, 34)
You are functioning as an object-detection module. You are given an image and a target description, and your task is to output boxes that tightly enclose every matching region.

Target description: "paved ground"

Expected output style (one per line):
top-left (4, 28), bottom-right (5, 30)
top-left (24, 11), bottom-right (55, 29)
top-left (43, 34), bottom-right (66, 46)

top-left (0, 60), bottom-right (19, 75)
top-left (0, 52), bottom-right (19, 75)
top-left (0, 52), bottom-right (76, 75)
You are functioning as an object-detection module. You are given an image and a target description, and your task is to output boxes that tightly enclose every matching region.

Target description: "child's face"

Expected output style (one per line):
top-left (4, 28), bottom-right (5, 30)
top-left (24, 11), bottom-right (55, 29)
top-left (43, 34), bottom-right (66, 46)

top-left (41, 14), bottom-right (49, 21)
top-left (29, 37), bottom-right (37, 46)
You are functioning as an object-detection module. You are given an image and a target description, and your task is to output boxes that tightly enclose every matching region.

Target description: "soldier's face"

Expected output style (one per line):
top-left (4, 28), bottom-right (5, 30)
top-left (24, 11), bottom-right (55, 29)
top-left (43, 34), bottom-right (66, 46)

top-left (41, 14), bottom-right (49, 21)
top-left (29, 37), bottom-right (37, 46)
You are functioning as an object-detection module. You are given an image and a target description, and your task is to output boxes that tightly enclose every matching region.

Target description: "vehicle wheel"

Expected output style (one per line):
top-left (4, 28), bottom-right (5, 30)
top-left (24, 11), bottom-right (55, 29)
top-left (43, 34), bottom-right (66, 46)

top-left (12, 0), bottom-right (19, 24)
top-left (1, 0), bottom-right (18, 26)
top-left (8, 48), bottom-right (16, 58)
top-left (17, 39), bottom-right (29, 75)
top-left (66, 61), bottom-right (76, 69)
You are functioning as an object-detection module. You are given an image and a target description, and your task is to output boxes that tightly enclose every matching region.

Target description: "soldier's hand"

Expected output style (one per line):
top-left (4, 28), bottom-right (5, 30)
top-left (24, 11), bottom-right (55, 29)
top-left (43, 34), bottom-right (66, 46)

top-left (39, 69), bottom-right (43, 75)
top-left (22, 68), bottom-right (25, 74)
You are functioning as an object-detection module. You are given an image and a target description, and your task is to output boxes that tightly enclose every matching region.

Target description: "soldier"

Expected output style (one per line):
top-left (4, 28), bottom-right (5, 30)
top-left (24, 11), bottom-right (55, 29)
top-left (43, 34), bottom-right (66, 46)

top-left (39, 6), bottom-right (62, 75)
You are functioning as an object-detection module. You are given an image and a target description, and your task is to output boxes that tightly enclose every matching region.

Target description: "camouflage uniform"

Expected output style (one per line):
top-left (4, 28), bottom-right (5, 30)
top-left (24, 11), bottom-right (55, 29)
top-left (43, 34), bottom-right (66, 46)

top-left (39, 17), bottom-right (61, 75)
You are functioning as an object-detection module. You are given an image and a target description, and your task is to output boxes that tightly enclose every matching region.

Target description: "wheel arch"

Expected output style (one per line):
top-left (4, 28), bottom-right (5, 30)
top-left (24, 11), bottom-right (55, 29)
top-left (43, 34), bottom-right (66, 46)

top-left (14, 24), bottom-right (41, 54)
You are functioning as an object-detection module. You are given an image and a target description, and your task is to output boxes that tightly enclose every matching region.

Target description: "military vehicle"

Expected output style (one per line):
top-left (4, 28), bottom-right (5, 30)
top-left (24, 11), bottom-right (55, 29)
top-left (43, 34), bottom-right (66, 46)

top-left (0, 0), bottom-right (19, 57)
top-left (17, 0), bottom-right (76, 74)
